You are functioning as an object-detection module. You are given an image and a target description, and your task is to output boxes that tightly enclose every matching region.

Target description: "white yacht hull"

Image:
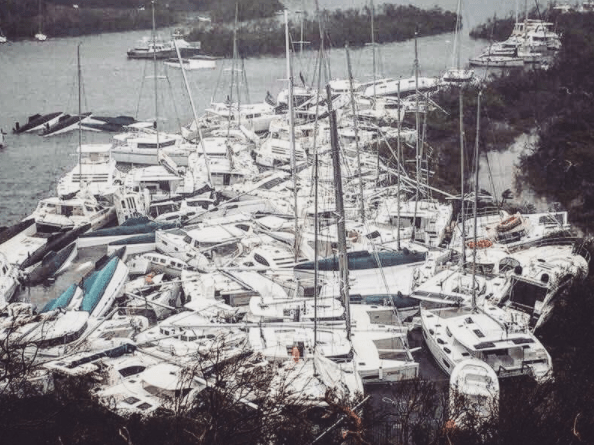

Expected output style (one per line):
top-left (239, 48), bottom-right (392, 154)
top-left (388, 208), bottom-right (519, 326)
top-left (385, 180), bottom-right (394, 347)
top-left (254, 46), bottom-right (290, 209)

top-left (110, 149), bottom-right (190, 166)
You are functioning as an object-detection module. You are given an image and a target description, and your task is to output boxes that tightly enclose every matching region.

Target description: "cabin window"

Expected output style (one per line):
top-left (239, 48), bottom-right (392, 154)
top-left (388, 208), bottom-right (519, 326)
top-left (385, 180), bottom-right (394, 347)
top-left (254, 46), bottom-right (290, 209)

top-left (442, 359), bottom-right (450, 368)
top-left (137, 402), bottom-right (153, 411)
top-left (446, 327), bottom-right (452, 338)
top-left (183, 235), bottom-right (192, 245)
top-left (365, 231), bottom-right (381, 239)
top-left (437, 338), bottom-right (445, 345)
top-left (85, 205), bottom-right (94, 213)
top-left (123, 396), bottom-right (141, 405)
top-left (254, 254), bottom-right (270, 267)
top-left (499, 258), bottom-right (521, 273)
top-left (235, 224), bottom-right (250, 232)
top-left (119, 366), bottom-right (146, 377)
top-left (61, 206), bottom-right (74, 217)
top-left (443, 347), bottom-right (451, 354)
top-left (473, 329), bottom-right (485, 338)
top-left (160, 258), bottom-right (166, 264)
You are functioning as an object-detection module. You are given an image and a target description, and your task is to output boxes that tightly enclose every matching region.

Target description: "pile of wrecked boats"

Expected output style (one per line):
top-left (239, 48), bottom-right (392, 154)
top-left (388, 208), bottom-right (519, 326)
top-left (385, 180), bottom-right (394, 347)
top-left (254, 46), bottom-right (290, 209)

top-left (0, 69), bottom-right (588, 420)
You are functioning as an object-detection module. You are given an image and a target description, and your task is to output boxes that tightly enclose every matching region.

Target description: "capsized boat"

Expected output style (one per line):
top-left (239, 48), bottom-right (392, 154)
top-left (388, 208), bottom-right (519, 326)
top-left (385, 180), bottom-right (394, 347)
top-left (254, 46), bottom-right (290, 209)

top-left (12, 112), bottom-right (64, 134)
top-left (80, 115), bottom-right (137, 133)
top-left (79, 257), bottom-right (129, 318)
top-left (40, 112), bottom-right (93, 137)
top-left (40, 283), bottom-right (84, 313)
top-left (77, 216), bottom-right (178, 249)
top-left (24, 241), bottom-right (78, 285)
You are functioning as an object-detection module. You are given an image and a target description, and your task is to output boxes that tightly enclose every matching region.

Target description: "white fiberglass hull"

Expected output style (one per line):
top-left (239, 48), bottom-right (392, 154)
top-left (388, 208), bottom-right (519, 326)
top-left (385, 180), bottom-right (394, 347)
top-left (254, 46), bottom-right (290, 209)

top-left (110, 148), bottom-right (189, 166)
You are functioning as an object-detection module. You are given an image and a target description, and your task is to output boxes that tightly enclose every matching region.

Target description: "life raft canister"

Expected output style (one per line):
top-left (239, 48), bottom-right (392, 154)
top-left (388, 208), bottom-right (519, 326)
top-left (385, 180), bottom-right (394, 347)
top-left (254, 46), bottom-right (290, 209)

top-left (496, 216), bottom-right (522, 233)
top-left (466, 239), bottom-right (493, 249)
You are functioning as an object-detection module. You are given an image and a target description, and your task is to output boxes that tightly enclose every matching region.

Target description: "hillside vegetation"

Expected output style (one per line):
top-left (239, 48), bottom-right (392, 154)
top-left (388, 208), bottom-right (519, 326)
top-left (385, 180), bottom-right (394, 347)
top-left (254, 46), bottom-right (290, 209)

top-left (188, 4), bottom-right (457, 57)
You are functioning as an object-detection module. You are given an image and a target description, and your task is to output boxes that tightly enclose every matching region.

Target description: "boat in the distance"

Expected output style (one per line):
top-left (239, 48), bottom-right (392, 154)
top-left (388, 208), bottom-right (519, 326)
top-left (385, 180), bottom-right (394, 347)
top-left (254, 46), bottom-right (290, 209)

top-left (469, 54), bottom-right (524, 68)
top-left (126, 38), bottom-right (202, 59)
top-left (164, 54), bottom-right (218, 70)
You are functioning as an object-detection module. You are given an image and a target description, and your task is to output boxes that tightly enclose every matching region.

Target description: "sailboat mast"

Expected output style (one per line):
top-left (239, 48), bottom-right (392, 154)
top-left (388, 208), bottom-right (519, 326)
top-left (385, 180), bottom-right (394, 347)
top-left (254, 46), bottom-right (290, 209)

top-left (77, 43), bottom-right (82, 182)
top-left (346, 43), bottom-right (365, 221)
top-left (396, 80), bottom-right (401, 250)
top-left (455, 0), bottom-right (462, 71)
top-left (151, 0), bottom-right (159, 147)
top-left (312, 0), bottom-right (328, 349)
top-left (371, 0), bottom-right (376, 105)
top-left (173, 40), bottom-right (212, 185)
top-left (327, 83), bottom-right (351, 340)
top-left (459, 87), bottom-right (466, 267)
top-left (472, 90), bottom-right (482, 308)
top-left (412, 30), bottom-right (420, 242)
top-left (228, 3), bottom-right (238, 134)
top-left (285, 11), bottom-right (299, 261)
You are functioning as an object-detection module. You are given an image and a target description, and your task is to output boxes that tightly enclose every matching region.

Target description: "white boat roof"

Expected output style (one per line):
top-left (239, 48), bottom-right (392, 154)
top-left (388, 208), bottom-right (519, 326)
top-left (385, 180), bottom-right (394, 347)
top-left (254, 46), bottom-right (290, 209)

top-left (77, 143), bottom-right (112, 153)
top-left (444, 312), bottom-right (537, 352)
top-left (127, 165), bottom-right (180, 181)
top-left (141, 363), bottom-right (194, 391)
top-left (186, 223), bottom-right (247, 242)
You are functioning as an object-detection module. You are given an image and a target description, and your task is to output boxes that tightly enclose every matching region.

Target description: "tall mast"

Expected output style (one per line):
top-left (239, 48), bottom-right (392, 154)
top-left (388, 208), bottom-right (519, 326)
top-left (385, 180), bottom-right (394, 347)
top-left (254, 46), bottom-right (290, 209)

top-left (173, 40), bottom-right (212, 185)
top-left (312, 0), bottom-right (327, 350)
top-left (370, 0), bottom-right (376, 106)
top-left (346, 43), bottom-right (365, 221)
top-left (455, 0), bottom-right (462, 71)
top-left (327, 83), bottom-right (351, 340)
top-left (228, 3), bottom-right (239, 135)
top-left (412, 30), bottom-right (420, 242)
top-left (459, 86), bottom-right (466, 268)
top-left (151, 0), bottom-right (159, 148)
top-left (77, 43), bottom-right (82, 182)
top-left (472, 91), bottom-right (482, 309)
top-left (396, 79), bottom-right (401, 250)
top-left (285, 10), bottom-right (299, 261)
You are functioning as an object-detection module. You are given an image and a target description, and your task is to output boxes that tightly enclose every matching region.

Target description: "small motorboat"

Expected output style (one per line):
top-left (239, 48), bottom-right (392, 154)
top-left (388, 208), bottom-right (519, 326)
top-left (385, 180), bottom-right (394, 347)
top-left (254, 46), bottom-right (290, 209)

top-left (469, 54), bottom-right (524, 67)
top-left (164, 54), bottom-right (218, 70)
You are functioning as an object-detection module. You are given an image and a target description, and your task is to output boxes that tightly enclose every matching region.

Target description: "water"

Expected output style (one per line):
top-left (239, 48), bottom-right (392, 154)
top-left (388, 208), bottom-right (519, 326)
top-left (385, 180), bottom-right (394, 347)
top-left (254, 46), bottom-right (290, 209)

top-left (0, 1), bottom-right (561, 228)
